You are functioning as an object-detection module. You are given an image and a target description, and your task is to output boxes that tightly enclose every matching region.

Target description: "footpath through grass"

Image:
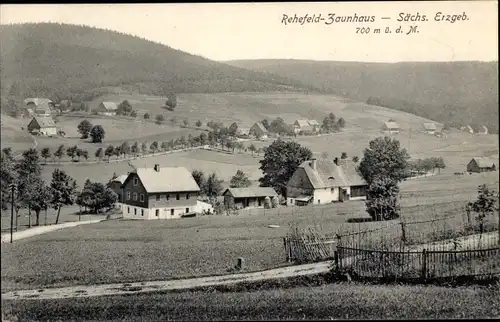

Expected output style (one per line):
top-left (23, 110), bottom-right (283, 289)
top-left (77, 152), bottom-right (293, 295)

top-left (2, 282), bottom-right (499, 320)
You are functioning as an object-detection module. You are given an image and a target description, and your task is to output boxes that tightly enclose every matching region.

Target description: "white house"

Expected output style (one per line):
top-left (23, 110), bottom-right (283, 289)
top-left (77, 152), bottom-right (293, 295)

top-left (26, 116), bottom-right (58, 136)
top-left (422, 123), bottom-right (437, 135)
top-left (286, 158), bottom-right (368, 206)
top-left (293, 119), bottom-right (319, 134)
top-left (95, 102), bottom-right (118, 116)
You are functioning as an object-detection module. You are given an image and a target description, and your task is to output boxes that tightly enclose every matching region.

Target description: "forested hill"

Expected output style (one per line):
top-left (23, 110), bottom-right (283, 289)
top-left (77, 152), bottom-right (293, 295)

top-left (0, 23), bottom-right (315, 103)
top-left (227, 59), bottom-right (499, 133)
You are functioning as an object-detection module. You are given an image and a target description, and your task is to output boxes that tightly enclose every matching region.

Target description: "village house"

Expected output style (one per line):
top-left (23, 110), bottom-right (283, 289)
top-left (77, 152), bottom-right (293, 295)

top-left (27, 116), bottom-right (58, 136)
top-left (95, 102), bottom-right (118, 116)
top-left (222, 187), bottom-right (278, 209)
top-left (24, 98), bottom-right (54, 116)
top-left (466, 157), bottom-right (497, 173)
top-left (286, 158), bottom-right (368, 206)
top-left (108, 174), bottom-right (129, 205)
top-left (293, 119), bottom-right (319, 134)
top-left (381, 121), bottom-right (400, 134)
top-left (121, 164), bottom-right (201, 219)
top-left (249, 121), bottom-right (268, 139)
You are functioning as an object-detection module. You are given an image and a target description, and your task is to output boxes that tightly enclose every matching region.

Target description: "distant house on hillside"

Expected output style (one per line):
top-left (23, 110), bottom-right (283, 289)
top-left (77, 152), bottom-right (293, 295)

top-left (381, 121), bottom-right (400, 134)
top-left (422, 122), bottom-right (437, 135)
top-left (222, 187), bottom-right (278, 209)
top-left (293, 119), bottom-right (319, 134)
top-left (478, 126), bottom-right (488, 135)
top-left (120, 164), bottom-right (201, 220)
top-left (466, 157), bottom-right (496, 173)
top-left (24, 98), bottom-right (54, 116)
top-left (249, 121), bottom-right (268, 139)
top-left (95, 102), bottom-right (118, 116)
top-left (460, 125), bottom-right (474, 134)
top-left (286, 157), bottom-right (368, 206)
top-left (27, 116), bottom-right (57, 136)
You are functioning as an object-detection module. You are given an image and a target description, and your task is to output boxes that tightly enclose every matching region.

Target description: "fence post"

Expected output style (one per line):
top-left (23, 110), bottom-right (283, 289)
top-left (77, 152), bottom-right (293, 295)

top-left (334, 249), bottom-right (339, 271)
top-left (421, 248), bottom-right (427, 281)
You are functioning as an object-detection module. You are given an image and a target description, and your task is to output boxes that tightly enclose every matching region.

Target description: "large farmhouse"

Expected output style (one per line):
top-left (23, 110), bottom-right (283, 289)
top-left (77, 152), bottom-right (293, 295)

top-left (121, 165), bottom-right (201, 219)
top-left (249, 121), bottom-right (268, 139)
top-left (286, 158), bottom-right (368, 206)
top-left (27, 116), bottom-right (57, 136)
top-left (381, 121), bottom-right (400, 134)
top-left (95, 102), bottom-right (118, 116)
top-left (466, 157), bottom-right (497, 173)
top-left (223, 187), bottom-right (278, 209)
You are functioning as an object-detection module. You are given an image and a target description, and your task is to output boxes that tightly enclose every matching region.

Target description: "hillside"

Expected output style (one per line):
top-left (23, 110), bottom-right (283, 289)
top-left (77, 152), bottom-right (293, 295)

top-left (226, 60), bottom-right (499, 133)
top-left (0, 23), bottom-right (314, 107)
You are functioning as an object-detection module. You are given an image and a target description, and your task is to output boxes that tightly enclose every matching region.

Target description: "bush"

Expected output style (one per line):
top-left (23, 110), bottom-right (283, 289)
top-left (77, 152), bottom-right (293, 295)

top-left (365, 177), bottom-right (401, 221)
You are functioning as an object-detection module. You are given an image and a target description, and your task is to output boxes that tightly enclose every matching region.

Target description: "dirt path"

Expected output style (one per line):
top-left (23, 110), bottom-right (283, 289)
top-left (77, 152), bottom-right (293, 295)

top-left (3, 232), bottom-right (497, 301)
top-left (0, 219), bottom-right (105, 244)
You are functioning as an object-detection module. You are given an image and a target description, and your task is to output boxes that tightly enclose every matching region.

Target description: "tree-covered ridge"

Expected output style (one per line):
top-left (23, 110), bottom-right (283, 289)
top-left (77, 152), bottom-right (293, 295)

top-left (0, 23), bottom-right (316, 104)
top-left (227, 59), bottom-right (499, 133)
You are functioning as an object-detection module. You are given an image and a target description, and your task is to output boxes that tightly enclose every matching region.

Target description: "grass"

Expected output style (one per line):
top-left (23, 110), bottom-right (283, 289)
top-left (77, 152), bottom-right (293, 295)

top-left (2, 282), bottom-right (499, 320)
top-left (2, 170), bottom-right (498, 292)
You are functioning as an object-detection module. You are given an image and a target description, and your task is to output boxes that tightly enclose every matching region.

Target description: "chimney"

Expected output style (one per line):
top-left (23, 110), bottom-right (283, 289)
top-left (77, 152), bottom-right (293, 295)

top-left (310, 159), bottom-right (317, 170)
top-left (333, 157), bottom-right (339, 166)
top-left (153, 164), bottom-right (160, 172)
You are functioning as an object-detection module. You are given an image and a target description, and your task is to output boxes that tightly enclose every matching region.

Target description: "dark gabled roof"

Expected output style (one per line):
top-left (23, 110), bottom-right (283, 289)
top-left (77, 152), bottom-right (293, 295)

top-left (295, 159), bottom-right (366, 189)
top-left (251, 121), bottom-right (268, 133)
top-left (470, 157), bottom-right (496, 168)
top-left (223, 187), bottom-right (277, 198)
top-left (30, 116), bottom-right (56, 128)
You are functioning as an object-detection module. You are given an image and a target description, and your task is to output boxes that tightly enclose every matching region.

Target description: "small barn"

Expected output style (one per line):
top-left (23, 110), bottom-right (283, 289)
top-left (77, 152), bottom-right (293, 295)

top-left (95, 102), bottom-right (118, 116)
top-left (27, 116), bottom-right (57, 136)
top-left (293, 119), bottom-right (319, 134)
top-left (381, 121), bottom-right (400, 134)
top-left (249, 122), bottom-right (268, 139)
top-left (466, 157), bottom-right (497, 173)
top-left (223, 187), bottom-right (278, 209)
top-left (24, 98), bottom-right (54, 116)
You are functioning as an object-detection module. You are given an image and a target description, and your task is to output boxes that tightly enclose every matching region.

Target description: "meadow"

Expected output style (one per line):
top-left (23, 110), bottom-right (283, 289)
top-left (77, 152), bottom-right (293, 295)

top-left (2, 282), bottom-right (499, 320)
top-left (2, 172), bottom-right (497, 292)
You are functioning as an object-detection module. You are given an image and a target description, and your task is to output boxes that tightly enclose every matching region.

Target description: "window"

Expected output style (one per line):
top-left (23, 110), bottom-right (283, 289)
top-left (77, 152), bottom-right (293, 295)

top-left (185, 208), bottom-right (189, 213)
top-left (156, 194), bottom-right (160, 201)
top-left (155, 209), bottom-right (159, 216)
top-left (176, 194), bottom-right (180, 200)
top-left (186, 193), bottom-right (190, 200)
top-left (318, 199), bottom-right (321, 204)
top-left (133, 193), bottom-right (137, 201)
top-left (134, 177), bottom-right (138, 186)
top-left (170, 209), bottom-right (174, 216)
top-left (134, 208), bottom-right (137, 215)
top-left (127, 191), bottom-right (131, 200)
top-left (290, 199), bottom-right (294, 204)
top-left (141, 209), bottom-right (144, 216)
top-left (166, 194), bottom-right (170, 201)
top-left (331, 188), bottom-right (335, 193)
top-left (127, 207), bottom-right (130, 213)
top-left (140, 194), bottom-right (144, 202)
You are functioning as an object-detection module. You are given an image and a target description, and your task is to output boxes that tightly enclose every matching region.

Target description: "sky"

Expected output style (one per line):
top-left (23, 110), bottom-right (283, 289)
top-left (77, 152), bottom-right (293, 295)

top-left (1, 2), bottom-right (497, 62)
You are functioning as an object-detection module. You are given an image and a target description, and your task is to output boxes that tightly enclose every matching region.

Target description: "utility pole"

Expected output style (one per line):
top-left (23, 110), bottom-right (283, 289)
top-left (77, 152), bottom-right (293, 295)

top-left (9, 183), bottom-right (17, 243)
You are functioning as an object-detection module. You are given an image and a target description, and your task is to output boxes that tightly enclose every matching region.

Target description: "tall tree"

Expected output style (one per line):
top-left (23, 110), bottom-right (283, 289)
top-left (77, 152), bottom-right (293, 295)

top-left (41, 147), bottom-right (51, 164)
top-left (191, 170), bottom-right (207, 195)
top-left (259, 139), bottom-right (312, 196)
top-left (120, 141), bottom-right (131, 156)
top-left (95, 147), bottom-right (104, 161)
top-left (49, 169), bottom-right (77, 225)
top-left (150, 141), bottom-right (159, 153)
top-left (365, 177), bottom-right (401, 221)
top-left (25, 177), bottom-right (51, 226)
top-left (77, 180), bottom-right (118, 214)
top-left (54, 144), bottom-right (65, 161)
top-left (104, 145), bottom-right (114, 161)
top-left (166, 92), bottom-right (177, 109)
top-left (131, 141), bottom-right (139, 155)
top-left (90, 125), bottom-right (105, 143)
top-left (228, 122), bottom-right (238, 136)
top-left (205, 173), bottom-right (224, 200)
top-left (230, 170), bottom-right (252, 188)
top-left (77, 119), bottom-right (93, 139)
top-left (358, 136), bottom-right (409, 185)
top-left (0, 150), bottom-right (17, 210)
top-left (66, 145), bottom-right (78, 160)
top-left (141, 142), bottom-right (148, 154)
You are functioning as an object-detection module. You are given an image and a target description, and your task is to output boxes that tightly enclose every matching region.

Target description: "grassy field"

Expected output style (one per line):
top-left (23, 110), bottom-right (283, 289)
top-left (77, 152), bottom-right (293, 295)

top-left (2, 172), bottom-right (497, 292)
top-left (2, 282), bottom-right (499, 320)
top-left (0, 115), bottom-right (35, 154)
